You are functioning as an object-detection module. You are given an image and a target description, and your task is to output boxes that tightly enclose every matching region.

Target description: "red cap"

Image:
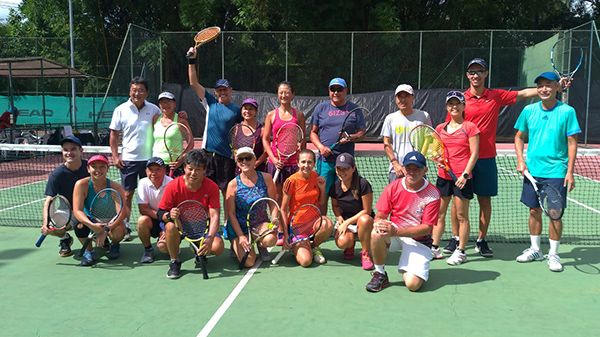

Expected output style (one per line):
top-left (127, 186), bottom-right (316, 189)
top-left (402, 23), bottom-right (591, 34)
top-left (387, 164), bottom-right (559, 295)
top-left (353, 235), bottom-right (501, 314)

top-left (88, 155), bottom-right (109, 166)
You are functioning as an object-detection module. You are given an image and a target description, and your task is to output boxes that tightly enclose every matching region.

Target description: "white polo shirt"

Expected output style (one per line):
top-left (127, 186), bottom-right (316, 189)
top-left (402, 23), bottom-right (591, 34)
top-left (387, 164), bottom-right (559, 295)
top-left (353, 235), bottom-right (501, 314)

top-left (109, 99), bottom-right (161, 161)
top-left (136, 175), bottom-right (173, 211)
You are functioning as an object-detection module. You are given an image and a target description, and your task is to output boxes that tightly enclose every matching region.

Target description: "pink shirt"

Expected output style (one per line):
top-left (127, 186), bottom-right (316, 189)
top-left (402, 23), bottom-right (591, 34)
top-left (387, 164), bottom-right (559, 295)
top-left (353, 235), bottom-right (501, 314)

top-left (269, 108), bottom-right (299, 166)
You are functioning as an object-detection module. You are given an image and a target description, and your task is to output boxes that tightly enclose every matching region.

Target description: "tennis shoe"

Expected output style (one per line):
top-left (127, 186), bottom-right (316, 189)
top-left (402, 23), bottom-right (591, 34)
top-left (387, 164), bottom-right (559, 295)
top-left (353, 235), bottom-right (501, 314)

top-left (167, 260), bottom-right (182, 279)
top-left (446, 249), bottom-right (467, 266)
top-left (123, 226), bottom-right (133, 242)
top-left (276, 232), bottom-right (284, 246)
top-left (431, 246), bottom-right (444, 260)
top-left (547, 254), bottom-right (563, 272)
top-left (108, 243), bottom-right (120, 260)
top-left (313, 247), bottom-right (326, 264)
top-left (343, 241), bottom-right (356, 260)
top-left (81, 250), bottom-right (95, 266)
top-left (443, 237), bottom-right (459, 254)
top-left (516, 247), bottom-right (544, 262)
top-left (140, 247), bottom-right (154, 263)
top-left (258, 247), bottom-right (271, 262)
top-left (58, 234), bottom-right (74, 257)
top-left (361, 251), bottom-right (374, 270)
top-left (365, 271), bottom-right (389, 292)
top-left (475, 239), bottom-right (494, 257)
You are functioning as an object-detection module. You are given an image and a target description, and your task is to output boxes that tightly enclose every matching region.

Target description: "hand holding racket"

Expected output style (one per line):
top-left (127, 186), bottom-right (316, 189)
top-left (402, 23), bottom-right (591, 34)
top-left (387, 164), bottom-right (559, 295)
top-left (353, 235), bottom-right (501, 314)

top-left (228, 123), bottom-right (256, 157)
top-left (409, 124), bottom-right (458, 181)
top-left (175, 200), bottom-right (210, 279)
top-left (186, 26), bottom-right (221, 58)
top-left (272, 203), bottom-right (322, 265)
top-left (79, 188), bottom-right (124, 257)
top-left (551, 36), bottom-right (583, 102)
top-left (330, 106), bottom-right (369, 151)
top-left (36, 195), bottom-right (72, 247)
top-left (272, 122), bottom-right (304, 182)
top-left (523, 170), bottom-right (565, 220)
top-left (239, 197), bottom-right (280, 269)
top-left (164, 122), bottom-right (193, 177)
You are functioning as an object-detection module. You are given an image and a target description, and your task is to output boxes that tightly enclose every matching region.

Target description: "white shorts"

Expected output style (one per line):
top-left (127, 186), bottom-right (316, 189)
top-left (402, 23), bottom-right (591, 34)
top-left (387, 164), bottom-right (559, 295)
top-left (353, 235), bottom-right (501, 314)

top-left (388, 237), bottom-right (431, 281)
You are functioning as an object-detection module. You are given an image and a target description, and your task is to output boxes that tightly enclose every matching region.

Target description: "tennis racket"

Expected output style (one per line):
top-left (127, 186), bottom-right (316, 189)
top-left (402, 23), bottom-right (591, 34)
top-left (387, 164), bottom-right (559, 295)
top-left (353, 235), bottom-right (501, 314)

top-left (176, 200), bottom-right (210, 279)
top-left (523, 170), bottom-right (565, 220)
top-left (272, 122), bottom-right (304, 182)
top-left (272, 203), bottom-right (323, 265)
top-left (330, 106), bottom-right (369, 151)
top-left (186, 26), bottom-right (221, 58)
top-left (551, 36), bottom-right (583, 102)
top-left (36, 195), bottom-right (72, 247)
top-left (239, 197), bottom-right (280, 269)
top-left (164, 122), bottom-right (193, 178)
top-left (79, 188), bottom-right (124, 257)
top-left (408, 124), bottom-right (458, 181)
top-left (228, 123), bottom-right (256, 157)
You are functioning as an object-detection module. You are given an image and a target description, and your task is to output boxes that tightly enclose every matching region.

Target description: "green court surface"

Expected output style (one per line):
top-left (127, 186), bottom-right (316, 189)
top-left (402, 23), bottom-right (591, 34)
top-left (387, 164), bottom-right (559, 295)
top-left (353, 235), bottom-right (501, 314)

top-left (2, 227), bottom-right (599, 337)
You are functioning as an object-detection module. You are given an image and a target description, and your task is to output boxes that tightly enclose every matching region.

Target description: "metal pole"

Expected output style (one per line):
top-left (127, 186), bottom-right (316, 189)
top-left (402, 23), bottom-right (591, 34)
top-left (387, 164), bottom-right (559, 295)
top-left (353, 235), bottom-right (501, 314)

top-left (285, 32), bottom-right (288, 81)
top-left (418, 32), bottom-right (422, 90)
top-left (350, 32), bottom-right (354, 95)
top-left (488, 31), bottom-right (493, 87)
top-left (69, 0), bottom-right (77, 127)
top-left (221, 32), bottom-right (225, 79)
top-left (41, 59), bottom-right (47, 130)
top-left (584, 22), bottom-right (595, 145)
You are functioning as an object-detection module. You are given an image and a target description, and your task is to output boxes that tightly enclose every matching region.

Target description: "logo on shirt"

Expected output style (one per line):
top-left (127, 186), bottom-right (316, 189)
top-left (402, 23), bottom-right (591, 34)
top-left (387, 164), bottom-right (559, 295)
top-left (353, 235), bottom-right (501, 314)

top-left (204, 194), bottom-right (209, 198)
top-left (416, 202), bottom-right (426, 214)
top-left (542, 115), bottom-right (549, 120)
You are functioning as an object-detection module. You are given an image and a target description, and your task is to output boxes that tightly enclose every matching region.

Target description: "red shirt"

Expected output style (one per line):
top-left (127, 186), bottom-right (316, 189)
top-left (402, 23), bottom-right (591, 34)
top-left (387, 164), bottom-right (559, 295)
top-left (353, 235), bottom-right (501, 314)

top-left (158, 176), bottom-right (221, 211)
top-left (436, 121), bottom-right (479, 181)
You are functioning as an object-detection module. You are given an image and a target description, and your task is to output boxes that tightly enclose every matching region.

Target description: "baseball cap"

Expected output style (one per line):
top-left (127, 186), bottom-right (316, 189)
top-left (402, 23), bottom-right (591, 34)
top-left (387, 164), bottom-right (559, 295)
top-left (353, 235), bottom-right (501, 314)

top-left (235, 147), bottom-right (255, 158)
top-left (328, 77), bottom-right (347, 88)
top-left (394, 84), bottom-right (414, 96)
top-left (335, 153), bottom-right (355, 169)
top-left (60, 135), bottom-right (83, 147)
top-left (467, 58), bottom-right (488, 70)
top-left (534, 71), bottom-right (560, 83)
top-left (88, 154), bottom-right (109, 166)
top-left (146, 157), bottom-right (166, 168)
top-left (241, 98), bottom-right (258, 109)
top-left (158, 91), bottom-right (175, 101)
top-left (402, 151), bottom-right (426, 168)
top-left (446, 91), bottom-right (466, 104)
top-left (215, 79), bottom-right (231, 88)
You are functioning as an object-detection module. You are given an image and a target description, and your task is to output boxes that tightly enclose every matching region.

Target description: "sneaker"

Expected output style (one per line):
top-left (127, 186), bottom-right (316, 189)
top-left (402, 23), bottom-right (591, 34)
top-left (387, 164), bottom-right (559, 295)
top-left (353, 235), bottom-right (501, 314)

top-left (276, 232), bottom-right (284, 246)
top-left (343, 241), bottom-right (356, 260)
top-left (443, 237), bottom-right (459, 254)
top-left (475, 239), bottom-right (494, 257)
top-left (167, 260), bottom-right (182, 279)
top-left (516, 247), bottom-right (544, 262)
top-left (361, 251), bottom-right (374, 270)
top-left (108, 243), bottom-right (120, 260)
top-left (140, 247), bottom-right (154, 263)
top-left (58, 234), bottom-right (74, 257)
top-left (123, 227), bottom-right (133, 242)
top-left (365, 271), bottom-right (390, 292)
top-left (258, 247), bottom-right (271, 262)
top-left (446, 249), bottom-right (467, 266)
top-left (312, 247), bottom-right (326, 264)
top-left (547, 254), bottom-right (563, 272)
top-left (81, 250), bottom-right (95, 266)
top-left (431, 246), bottom-right (444, 260)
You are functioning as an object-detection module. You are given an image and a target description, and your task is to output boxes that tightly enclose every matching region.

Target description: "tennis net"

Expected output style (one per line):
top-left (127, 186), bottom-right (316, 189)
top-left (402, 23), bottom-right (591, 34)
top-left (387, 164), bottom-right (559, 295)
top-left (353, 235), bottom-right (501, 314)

top-left (1, 144), bottom-right (599, 244)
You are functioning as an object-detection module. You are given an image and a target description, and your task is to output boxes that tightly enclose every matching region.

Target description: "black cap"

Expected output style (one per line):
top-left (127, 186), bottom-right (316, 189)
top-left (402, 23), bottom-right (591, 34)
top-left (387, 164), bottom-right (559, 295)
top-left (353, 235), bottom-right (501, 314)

top-left (60, 135), bottom-right (83, 147)
top-left (146, 157), bottom-right (166, 168)
top-left (335, 153), bottom-right (355, 169)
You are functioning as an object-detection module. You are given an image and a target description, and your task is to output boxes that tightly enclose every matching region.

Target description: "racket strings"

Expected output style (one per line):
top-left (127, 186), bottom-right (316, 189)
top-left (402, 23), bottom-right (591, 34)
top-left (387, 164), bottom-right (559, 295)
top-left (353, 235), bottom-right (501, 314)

top-left (49, 197), bottom-right (71, 227)
top-left (540, 186), bottom-right (564, 219)
top-left (195, 28), bottom-right (220, 43)
top-left (276, 127), bottom-right (302, 156)
top-left (229, 125), bottom-right (255, 150)
top-left (91, 192), bottom-right (120, 223)
top-left (165, 123), bottom-right (188, 157)
top-left (291, 207), bottom-right (321, 238)
top-left (179, 205), bottom-right (209, 240)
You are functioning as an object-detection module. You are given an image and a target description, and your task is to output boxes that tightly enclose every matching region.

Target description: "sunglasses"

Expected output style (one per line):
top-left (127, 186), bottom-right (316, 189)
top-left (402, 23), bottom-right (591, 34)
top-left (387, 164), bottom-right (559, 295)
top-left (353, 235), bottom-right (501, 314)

top-left (467, 70), bottom-right (486, 76)
top-left (329, 86), bottom-right (345, 93)
top-left (237, 156), bottom-right (253, 163)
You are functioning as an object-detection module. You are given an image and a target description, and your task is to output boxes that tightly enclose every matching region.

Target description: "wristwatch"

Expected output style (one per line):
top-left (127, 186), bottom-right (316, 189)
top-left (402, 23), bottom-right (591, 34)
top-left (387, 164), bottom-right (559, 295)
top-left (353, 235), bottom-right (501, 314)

top-left (462, 173), bottom-right (470, 180)
top-left (165, 212), bottom-right (172, 222)
top-left (104, 225), bottom-right (110, 232)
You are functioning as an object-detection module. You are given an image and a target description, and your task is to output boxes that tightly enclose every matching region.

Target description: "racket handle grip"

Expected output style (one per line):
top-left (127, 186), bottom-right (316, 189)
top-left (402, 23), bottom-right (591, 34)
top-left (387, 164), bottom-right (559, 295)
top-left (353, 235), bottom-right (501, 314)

top-left (79, 233), bottom-right (94, 257)
top-left (35, 234), bottom-right (47, 247)
top-left (271, 248), bottom-right (286, 265)
top-left (200, 255), bottom-right (209, 279)
top-left (272, 169), bottom-right (281, 183)
top-left (239, 251), bottom-right (249, 270)
top-left (449, 170), bottom-right (458, 182)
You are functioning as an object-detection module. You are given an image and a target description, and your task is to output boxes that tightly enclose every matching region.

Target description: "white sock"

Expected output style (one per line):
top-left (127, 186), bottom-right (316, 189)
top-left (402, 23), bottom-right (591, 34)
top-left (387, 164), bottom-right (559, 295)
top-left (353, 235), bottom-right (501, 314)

top-left (530, 235), bottom-right (541, 251)
top-left (453, 236), bottom-right (459, 241)
top-left (374, 265), bottom-right (385, 274)
top-left (549, 239), bottom-right (560, 256)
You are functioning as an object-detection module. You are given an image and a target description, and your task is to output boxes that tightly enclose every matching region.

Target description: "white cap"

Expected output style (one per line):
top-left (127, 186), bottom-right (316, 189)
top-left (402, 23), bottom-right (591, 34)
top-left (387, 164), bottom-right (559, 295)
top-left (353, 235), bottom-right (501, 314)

top-left (158, 91), bottom-right (175, 101)
top-left (235, 147), bottom-right (256, 158)
top-left (394, 84), bottom-right (414, 96)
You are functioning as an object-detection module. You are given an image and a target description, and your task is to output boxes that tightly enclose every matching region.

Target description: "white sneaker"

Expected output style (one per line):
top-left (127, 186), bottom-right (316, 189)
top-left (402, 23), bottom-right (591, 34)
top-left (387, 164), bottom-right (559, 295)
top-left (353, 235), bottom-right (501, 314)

top-left (312, 247), bottom-right (326, 264)
top-left (446, 249), bottom-right (467, 265)
top-left (547, 254), bottom-right (563, 272)
top-left (431, 247), bottom-right (444, 260)
top-left (123, 222), bottom-right (133, 242)
top-left (258, 247), bottom-right (271, 262)
top-left (516, 247), bottom-right (544, 262)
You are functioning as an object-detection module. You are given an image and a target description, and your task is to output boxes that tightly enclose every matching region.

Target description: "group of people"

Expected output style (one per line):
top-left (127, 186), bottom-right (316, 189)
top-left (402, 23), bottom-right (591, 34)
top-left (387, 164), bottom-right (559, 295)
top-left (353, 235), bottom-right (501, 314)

top-left (39, 51), bottom-right (580, 292)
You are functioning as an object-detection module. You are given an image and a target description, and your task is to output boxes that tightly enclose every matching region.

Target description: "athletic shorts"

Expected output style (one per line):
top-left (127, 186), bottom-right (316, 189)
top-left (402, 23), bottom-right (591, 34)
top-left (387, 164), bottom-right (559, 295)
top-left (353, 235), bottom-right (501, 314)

top-left (203, 150), bottom-right (235, 191)
top-left (521, 176), bottom-right (567, 209)
top-left (436, 177), bottom-right (474, 199)
top-left (317, 160), bottom-right (337, 196)
top-left (388, 237), bottom-right (431, 281)
top-left (74, 223), bottom-right (92, 239)
top-left (265, 162), bottom-right (297, 184)
top-left (472, 157), bottom-right (498, 197)
top-left (149, 218), bottom-right (165, 238)
top-left (120, 161), bottom-right (148, 191)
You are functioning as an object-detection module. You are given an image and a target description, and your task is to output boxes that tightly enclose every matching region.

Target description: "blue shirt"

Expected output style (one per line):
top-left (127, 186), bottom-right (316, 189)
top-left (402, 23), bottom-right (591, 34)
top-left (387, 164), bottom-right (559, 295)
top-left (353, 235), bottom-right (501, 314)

top-left (201, 92), bottom-right (242, 158)
top-left (514, 100), bottom-right (581, 178)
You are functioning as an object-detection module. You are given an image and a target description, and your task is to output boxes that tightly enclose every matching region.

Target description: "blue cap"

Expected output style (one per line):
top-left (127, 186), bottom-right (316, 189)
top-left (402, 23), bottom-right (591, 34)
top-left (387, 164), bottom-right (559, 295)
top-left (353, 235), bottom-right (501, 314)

top-left (60, 135), bottom-right (83, 147)
top-left (534, 72), bottom-right (560, 83)
top-left (402, 151), bottom-right (427, 168)
top-left (328, 77), bottom-right (347, 88)
top-left (241, 98), bottom-right (258, 109)
top-left (467, 58), bottom-right (488, 70)
top-left (446, 91), bottom-right (466, 104)
top-left (215, 79), bottom-right (231, 88)
top-left (146, 157), bottom-right (166, 168)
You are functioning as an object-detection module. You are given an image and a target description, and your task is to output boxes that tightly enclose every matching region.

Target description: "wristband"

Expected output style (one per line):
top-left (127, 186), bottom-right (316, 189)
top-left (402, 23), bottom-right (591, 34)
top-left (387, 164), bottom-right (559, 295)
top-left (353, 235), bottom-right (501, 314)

top-left (188, 58), bottom-right (196, 65)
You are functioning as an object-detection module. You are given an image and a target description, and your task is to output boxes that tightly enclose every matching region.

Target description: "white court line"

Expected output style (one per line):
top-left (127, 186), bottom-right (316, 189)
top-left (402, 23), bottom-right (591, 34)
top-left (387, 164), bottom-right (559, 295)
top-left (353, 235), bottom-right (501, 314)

top-left (0, 198), bottom-right (45, 213)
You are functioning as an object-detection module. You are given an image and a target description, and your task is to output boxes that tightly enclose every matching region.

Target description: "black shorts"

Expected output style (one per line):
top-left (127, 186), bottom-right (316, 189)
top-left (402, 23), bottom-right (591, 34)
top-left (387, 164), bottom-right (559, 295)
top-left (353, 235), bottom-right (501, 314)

top-left (436, 177), bottom-right (474, 199)
top-left (74, 223), bottom-right (92, 239)
top-left (150, 218), bottom-right (164, 238)
top-left (120, 161), bottom-right (148, 191)
top-left (203, 149), bottom-right (235, 191)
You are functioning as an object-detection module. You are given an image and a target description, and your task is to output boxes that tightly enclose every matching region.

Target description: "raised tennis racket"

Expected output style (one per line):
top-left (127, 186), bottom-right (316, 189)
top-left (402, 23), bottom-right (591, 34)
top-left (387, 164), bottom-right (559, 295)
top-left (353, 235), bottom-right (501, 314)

top-left (164, 122), bottom-right (193, 178)
top-left (551, 36), bottom-right (583, 102)
top-left (36, 195), bottom-right (72, 247)
top-left (228, 123), bottom-right (256, 157)
top-left (409, 124), bottom-right (458, 181)
top-left (272, 203), bottom-right (322, 265)
top-left (186, 26), bottom-right (221, 58)
top-left (272, 122), bottom-right (304, 182)
top-left (330, 106), bottom-right (368, 151)
top-left (239, 197), bottom-right (280, 269)
top-left (79, 188), bottom-right (123, 257)
top-left (176, 200), bottom-right (210, 279)
top-left (523, 170), bottom-right (565, 220)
